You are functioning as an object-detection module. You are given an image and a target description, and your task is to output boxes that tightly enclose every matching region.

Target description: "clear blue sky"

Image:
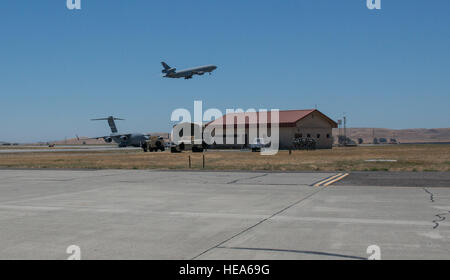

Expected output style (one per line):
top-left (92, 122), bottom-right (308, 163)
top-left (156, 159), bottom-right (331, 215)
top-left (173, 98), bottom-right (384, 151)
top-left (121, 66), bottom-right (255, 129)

top-left (1, 0), bottom-right (449, 142)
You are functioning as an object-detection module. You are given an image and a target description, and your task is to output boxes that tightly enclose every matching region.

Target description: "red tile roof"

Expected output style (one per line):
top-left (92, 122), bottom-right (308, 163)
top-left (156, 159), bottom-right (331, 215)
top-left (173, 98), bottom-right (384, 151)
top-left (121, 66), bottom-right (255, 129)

top-left (206, 109), bottom-right (337, 128)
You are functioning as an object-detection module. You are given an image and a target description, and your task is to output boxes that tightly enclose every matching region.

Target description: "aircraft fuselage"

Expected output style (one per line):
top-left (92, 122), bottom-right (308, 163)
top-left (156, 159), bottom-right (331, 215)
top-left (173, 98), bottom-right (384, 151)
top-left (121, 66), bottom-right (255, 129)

top-left (164, 65), bottom-right (217, 79)
top-left (107, 133), bottom-right (147, 148)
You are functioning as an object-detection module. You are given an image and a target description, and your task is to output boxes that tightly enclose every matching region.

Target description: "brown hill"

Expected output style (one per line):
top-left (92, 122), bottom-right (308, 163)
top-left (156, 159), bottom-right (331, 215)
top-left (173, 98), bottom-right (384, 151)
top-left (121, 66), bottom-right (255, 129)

top-left (333, 128), bottom-right (450, 144)
top-left (51, 137), bottom-right (109, 145)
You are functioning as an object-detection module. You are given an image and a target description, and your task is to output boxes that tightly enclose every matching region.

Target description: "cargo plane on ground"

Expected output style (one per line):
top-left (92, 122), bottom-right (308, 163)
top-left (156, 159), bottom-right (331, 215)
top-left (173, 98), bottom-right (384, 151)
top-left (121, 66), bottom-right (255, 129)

top-left (88, 116), bottom-right (148, 148)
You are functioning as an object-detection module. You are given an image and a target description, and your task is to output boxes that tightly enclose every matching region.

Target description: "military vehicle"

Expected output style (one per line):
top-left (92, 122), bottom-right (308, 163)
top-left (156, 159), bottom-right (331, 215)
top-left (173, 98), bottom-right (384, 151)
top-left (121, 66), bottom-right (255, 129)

top-left (170, 137), bottom-right (206, 153)
top-left (142, 136), bottom-right (166, 152)
top-left (389, 138), bottom-right (399, 144)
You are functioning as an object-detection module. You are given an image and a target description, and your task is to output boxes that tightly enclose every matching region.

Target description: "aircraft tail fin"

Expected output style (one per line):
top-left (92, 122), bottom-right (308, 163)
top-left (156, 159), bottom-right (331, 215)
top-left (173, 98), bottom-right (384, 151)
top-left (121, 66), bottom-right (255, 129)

top-left (91, 116), bottom-right (124, 134)
top-left (161, 62), bottom-right (176, 74)
top-left (161, 62), bottom-right (171, 70)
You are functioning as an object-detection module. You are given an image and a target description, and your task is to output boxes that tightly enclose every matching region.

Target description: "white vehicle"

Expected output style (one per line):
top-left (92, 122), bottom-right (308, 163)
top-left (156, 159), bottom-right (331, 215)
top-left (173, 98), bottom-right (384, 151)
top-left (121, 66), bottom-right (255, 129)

top-left (249, 138), bottom-right (270, 152)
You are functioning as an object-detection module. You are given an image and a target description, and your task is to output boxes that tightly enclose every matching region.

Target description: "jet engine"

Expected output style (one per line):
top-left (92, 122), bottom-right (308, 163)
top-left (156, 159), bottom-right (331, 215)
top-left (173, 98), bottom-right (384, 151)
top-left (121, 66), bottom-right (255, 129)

top-left (104, 137), bottom-right (113, 143)
top-left (120, 135), bottom-right (129, 142)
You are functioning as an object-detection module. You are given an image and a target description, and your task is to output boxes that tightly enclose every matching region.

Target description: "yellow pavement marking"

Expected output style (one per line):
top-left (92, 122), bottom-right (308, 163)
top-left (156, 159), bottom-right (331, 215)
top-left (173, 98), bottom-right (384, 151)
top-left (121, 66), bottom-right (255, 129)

top-left (314, 173), bottom-right (343, 187)
top-left (323, 173), bottom-right (349, 187)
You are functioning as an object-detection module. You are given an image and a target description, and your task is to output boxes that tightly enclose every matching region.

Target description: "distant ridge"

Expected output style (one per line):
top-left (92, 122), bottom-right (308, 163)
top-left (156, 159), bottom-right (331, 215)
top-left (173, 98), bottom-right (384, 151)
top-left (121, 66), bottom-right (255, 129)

top-left (333, 128), bottom-right (450, 144)
top-left (52, 137), bottom-right (107, 145)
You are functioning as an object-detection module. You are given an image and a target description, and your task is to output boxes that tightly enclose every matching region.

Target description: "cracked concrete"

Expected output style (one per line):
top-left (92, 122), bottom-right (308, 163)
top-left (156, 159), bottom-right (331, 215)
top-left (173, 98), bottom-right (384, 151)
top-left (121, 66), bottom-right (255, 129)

top-left (424, 188), bottom-right (450, 230)
top-left (0, 169), bottom-right (449, 259)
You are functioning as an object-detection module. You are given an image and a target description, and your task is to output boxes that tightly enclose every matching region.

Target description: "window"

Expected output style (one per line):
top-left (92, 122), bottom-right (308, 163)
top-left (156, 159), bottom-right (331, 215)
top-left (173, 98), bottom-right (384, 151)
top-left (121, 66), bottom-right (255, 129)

top-left (326, 134), bottom-right (330, 139)
top-left (317, 134), bottom-right (321, 139)
top-left (307, 134), bottom-right (311, 138)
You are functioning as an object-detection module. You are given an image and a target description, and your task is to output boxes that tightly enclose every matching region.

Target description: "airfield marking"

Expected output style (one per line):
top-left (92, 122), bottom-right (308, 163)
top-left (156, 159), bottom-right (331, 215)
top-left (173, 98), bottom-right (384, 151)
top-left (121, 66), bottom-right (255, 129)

top-left (323, 173), bottom-right (349, 187)
top-left (313, 173), bottom-right (343, 187)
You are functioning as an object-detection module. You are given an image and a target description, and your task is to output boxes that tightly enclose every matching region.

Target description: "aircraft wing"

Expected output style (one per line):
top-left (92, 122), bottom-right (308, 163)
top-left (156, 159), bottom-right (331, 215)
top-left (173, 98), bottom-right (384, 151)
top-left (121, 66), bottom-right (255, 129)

top-left (78, 134), bottom-right (131, 140)
top-left (77, 136), bottom-right (109, 140)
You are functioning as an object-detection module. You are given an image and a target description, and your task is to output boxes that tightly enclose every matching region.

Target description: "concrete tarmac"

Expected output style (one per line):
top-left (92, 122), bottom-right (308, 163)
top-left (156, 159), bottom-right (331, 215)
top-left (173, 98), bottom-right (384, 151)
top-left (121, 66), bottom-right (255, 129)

top-left (0, 170), bottom-right (448, 260)
top-left (334, 171), bottom-right (450, 188)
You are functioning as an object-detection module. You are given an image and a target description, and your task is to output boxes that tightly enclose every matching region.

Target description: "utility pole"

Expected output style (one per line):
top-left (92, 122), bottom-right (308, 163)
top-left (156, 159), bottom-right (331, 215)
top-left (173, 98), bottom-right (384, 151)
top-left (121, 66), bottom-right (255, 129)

top-left (343, 113), bottom-right (347, 146)
top-left (337, 119), bottom-right (342, 145)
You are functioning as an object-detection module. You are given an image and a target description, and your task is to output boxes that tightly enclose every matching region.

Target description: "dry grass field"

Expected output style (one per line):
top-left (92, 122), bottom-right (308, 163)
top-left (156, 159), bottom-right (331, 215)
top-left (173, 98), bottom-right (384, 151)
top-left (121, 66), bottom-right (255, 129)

top-left (0, 144), bottom-right (449, 172)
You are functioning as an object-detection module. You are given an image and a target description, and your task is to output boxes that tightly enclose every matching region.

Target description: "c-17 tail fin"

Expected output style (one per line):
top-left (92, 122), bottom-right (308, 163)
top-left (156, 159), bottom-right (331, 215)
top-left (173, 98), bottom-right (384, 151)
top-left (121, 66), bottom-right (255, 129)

top-left (91, 116), bottom-right (124, 134)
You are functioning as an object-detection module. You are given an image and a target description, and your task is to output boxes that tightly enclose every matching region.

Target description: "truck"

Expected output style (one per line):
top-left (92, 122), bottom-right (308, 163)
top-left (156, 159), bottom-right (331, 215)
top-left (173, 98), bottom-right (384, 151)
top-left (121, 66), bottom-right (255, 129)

top-left (170, 136), bottom-right (207, 153)
top-left (249, 138), bottom-right (271, 152)
top-left (142, 136), bottom-right (166, 152)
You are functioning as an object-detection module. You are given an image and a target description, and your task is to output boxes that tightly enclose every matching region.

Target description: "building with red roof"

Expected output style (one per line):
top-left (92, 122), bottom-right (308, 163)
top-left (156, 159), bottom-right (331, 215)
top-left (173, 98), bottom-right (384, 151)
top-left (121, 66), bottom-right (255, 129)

top-left (205, 109), bottom-right (337, 149)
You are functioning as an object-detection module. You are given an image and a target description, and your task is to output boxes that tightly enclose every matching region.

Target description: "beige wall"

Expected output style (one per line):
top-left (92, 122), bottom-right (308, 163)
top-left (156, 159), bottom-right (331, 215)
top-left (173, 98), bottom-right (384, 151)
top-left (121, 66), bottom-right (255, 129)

top-left (207, 111), bottom-right (335, 150)
top-left (279, 111), bottom-right (334, 149)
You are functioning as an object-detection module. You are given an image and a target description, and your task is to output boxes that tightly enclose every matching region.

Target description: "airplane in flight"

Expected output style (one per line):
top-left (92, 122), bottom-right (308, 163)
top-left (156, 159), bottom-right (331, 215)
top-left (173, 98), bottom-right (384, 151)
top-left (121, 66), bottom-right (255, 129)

top-left (161, 62), bottom-right (217, 80)
top-left (88, 116), bottom-right (148, 148)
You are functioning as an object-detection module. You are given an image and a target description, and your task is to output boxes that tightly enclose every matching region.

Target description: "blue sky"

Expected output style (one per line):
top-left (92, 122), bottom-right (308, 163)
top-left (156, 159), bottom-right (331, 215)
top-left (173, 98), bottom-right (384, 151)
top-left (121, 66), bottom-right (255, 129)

top-left (1, 0), bottom-right (449, 142)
